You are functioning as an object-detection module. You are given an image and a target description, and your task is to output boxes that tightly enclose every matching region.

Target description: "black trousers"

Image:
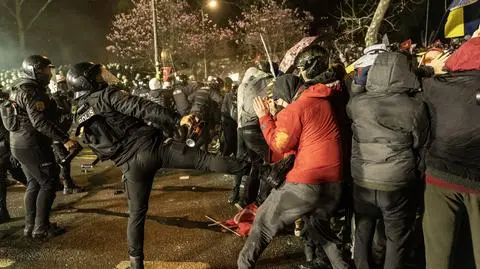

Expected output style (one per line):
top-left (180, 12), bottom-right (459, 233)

top-left (120, 138), bottom-right (248, 259)
top-left (238, 182), bottom-right (350, 269)
top-left (0, 143), bottom-right (27, 216)
top-left (12, 146), bottom-right (59, 234)
top-left (221, 116), bottom-right (237, 157)
top-left (353, 184), bottom-right (417, 269)
top-left (236, 126), bottom-right (270, 204)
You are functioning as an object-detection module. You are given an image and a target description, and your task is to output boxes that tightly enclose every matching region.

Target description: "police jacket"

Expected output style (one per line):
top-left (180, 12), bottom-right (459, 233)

top-left (10, 78), bottom-right (69, 149)
top-left (347, 52), bottom-right (430, 191)
top-left (147, 89), bottom-right (174, 110)
top-left (51, 91), bottom-right (74, 133)
top-left (188, 86), bottom-right (223, 122)
top-left (75, 86), bottom-right (178, 165)
top-left (172, 84), bottom-right (196, 116)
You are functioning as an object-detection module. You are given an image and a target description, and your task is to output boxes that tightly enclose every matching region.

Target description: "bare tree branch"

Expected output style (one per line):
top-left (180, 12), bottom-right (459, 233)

top-left (26, 0), bottom-right (54, 30)
top-left (0, 0), bottom-right (16, 19)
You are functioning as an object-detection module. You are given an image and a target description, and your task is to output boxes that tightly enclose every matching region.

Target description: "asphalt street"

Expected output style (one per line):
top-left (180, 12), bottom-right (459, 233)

top-left (0, 150), bottom-right (305, 269)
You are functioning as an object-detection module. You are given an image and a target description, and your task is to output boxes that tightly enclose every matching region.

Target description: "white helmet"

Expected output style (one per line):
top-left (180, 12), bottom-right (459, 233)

top-left (149, 77), bottom-right (162, 90)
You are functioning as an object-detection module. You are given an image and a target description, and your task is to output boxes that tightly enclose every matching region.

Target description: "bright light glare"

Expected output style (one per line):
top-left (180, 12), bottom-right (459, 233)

top-left (207, 0), bottom-right (218, 9)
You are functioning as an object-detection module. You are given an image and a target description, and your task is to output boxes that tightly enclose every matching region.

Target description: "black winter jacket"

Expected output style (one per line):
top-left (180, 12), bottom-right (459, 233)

top-left (347, 52), bottom-right (430, 191)
top-left (188, 86), bottom-right (223, 121)
top-left (76, 87), bottom-right (178, 165)
top-left (147, 89), bottom-right (174, 110)
top-left (10, 78), bottom-right (69, 148)
top-left (422, 71), bottom-right (480, 190)
top-left (221, 88), bottom-right (237, 121)
top-left (51, 91), bottom-right (74, 133)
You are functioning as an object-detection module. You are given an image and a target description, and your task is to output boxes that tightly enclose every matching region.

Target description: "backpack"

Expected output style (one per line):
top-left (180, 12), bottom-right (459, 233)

top-left (0, 100), bottom-right (20, 132)
top-left (75, 102), bottom-right (122, 161)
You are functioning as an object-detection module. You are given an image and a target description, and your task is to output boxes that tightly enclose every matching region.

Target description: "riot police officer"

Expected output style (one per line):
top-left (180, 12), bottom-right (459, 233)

top-left (185, 81), bottom-right (224, 150)
top-left (147, 77), bottom-right (174, 110)
top-left (7, 55), bottom-right (77, 239)
top-left (50, 74), bottom-right (82, 194)
top-left (66, 62), bottom-right (249, 269)
top-left (0, 90), bottom-right (27, 223)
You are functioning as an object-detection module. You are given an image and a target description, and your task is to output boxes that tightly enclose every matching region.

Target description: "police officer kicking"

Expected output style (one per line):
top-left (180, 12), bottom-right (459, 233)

top-left (6, 55), bottom-right (78, 239)
top-left (66, 62), bottom-right (249, 269)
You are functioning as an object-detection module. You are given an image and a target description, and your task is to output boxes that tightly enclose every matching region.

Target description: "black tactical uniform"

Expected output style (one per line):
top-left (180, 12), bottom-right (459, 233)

top-left (172, 82), bottom-right (197, 116)
top-left (147, 88), bottom-right (174, 110)
top-left (186, 85), bottom-right (224, 149)
top-left (67, 63), bottom-right (248, 269)
top-left (0, 91), bottom-right (27, 223)
top-left (8, 55), bottom-right (73, 239)
top-left (50, 79), bottom-right (81, 194)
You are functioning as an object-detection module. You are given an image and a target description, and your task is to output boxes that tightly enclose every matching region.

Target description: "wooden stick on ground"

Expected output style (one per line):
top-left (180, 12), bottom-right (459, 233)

top-left (205, 215), bottom-right (241, 237)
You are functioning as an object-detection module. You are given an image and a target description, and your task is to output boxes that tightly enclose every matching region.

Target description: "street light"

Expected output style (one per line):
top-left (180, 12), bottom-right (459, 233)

top-left (207, 0), bottom-right (218, 9)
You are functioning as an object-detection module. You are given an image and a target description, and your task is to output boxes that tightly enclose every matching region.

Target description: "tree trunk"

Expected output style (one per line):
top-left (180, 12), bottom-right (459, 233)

top-left (15, 0), bottom-right (26, 54)
top-left (365, 0), bottom-right (392, 47)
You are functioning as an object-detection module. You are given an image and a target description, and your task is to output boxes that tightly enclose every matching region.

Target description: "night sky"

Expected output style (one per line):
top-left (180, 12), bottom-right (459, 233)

top-left (0, 0), bottom-right (446, 68)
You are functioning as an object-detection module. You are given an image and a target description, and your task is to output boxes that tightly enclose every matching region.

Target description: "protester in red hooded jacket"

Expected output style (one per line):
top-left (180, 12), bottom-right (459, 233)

top-left (421, 30), bottom-right (480, 269)
top-left (237, 45), bottom-right (350, 269)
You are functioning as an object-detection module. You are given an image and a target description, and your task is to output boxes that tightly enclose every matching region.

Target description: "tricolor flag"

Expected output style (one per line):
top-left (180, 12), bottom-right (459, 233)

top-left (444, 0), bottom-right (480, 38)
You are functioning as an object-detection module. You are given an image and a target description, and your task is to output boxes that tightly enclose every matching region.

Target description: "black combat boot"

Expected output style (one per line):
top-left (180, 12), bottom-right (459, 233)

top-left (32, 223), bottom-right (65, 240)
top-left (63, 177), bottom-right (83, 195)
top-left (129, 256), bottom-right (144, 269)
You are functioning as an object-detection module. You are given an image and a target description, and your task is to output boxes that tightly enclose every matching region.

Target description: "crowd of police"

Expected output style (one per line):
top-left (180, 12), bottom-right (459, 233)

top-left (0, 28), bottom-right (479, 269)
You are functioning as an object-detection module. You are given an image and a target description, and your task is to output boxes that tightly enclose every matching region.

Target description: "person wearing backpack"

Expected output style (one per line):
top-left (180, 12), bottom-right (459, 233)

top-left (6, 55), bottom-right (79, 239)
top-left (0, 90), bottom-right (27, 224)
top-left (66, 62), bottom-right (250, 269)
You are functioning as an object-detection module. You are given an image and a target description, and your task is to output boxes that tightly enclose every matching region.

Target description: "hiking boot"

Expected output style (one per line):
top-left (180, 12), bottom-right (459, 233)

top-left (129, 256), bottom-right (144, 269)
top-left (32, 223), bottom-right (65, 240)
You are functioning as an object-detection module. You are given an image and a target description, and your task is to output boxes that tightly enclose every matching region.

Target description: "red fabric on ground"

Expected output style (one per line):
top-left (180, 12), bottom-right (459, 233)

top-left (220, 204), bottom-right (258, 237)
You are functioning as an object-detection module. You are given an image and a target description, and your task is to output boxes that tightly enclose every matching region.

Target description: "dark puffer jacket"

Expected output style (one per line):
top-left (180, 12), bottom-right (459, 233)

top-left (422, 37), bottom-right (480, 191)
top-left (347, 52), bottom-right (429, 191)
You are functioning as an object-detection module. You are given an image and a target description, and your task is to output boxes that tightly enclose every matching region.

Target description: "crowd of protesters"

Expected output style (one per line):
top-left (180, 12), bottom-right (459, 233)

top-left (0, 26), bottom-right (478, 269)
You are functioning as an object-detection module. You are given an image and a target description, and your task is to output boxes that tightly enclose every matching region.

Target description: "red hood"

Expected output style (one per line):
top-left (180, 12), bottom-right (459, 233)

top-left (301, 82), bottom-right (339, 98)
top-left (445, 37), bottom-right (480, 72)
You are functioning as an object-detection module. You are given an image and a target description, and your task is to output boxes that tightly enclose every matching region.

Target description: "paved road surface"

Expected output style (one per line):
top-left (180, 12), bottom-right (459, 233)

top-left (0, 151), bottom-right (305, 269)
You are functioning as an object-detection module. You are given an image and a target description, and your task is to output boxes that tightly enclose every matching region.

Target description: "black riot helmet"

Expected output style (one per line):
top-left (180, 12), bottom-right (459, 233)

top-left (295, 45), bottom-right (329, 82)
top-left (66, 62), bottom-right (108, 99)
top-left (22, 55), bottom-right (55, 85)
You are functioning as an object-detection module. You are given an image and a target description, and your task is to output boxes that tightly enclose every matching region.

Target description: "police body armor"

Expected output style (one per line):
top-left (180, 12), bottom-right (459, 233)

top-left (2, 79), bottom-right (50, 133)
top-left (75, 90), bottom-right (144, 161)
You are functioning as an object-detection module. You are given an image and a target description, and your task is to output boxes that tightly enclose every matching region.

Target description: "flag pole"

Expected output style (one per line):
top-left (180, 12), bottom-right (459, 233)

top-left (260, 34), bottom-right (276, 79)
